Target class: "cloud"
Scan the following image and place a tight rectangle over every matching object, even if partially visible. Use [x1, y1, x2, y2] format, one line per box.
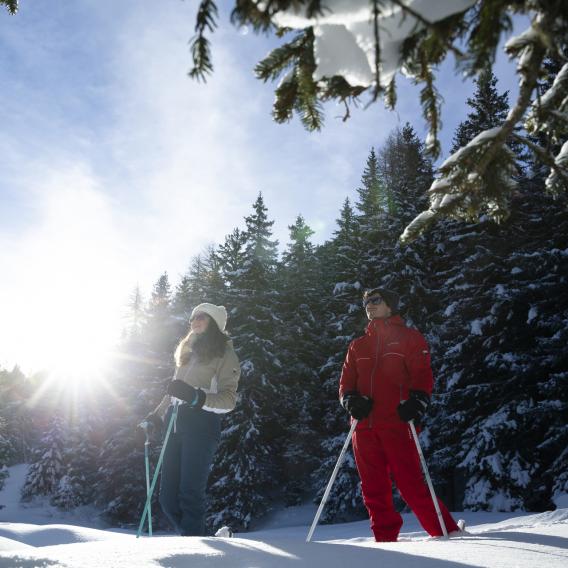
[0, 0, 524, 370]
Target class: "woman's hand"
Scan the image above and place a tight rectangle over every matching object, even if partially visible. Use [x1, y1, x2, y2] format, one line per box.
[167, 380, 206, 408]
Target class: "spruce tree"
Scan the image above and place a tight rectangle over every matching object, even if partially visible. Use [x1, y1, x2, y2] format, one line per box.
[0, 416, 14, 491]
[144, 272, 176, 356]
[207, 193, 284, 531]
[125, 285, 145, 341]
[241, 192, 279, 288]
[374, 124, 435, 327]
[278, 215, 323, 505]
[451, 70, 510, 153]
[95, 423, 153, 525]
[51, 417, 100, 509]
[311, 200, 367, 523]
[425, 195, 568, 511]
[355, 148, 388, 229]
[216, 228, 248, 289]
[172, 274, 193, 318]
[21, 416, 66, 500]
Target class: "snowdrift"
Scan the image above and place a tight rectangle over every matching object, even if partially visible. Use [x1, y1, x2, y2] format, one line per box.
[0, 509, 566, 568]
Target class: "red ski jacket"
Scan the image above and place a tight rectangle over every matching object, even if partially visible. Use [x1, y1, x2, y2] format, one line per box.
[339, 315, 433, 430]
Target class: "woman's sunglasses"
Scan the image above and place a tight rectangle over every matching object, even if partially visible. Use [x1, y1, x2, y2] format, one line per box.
[362, 296, 384, 307]
[190, 313, 208, 322]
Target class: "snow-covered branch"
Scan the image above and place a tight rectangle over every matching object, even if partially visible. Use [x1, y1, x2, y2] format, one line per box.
[401, 11, 555, 244]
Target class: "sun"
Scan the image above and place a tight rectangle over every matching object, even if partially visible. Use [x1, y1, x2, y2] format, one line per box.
[21, 288, 124, 407]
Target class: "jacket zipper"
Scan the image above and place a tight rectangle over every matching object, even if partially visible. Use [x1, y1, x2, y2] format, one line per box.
[369, 319, 382, 428]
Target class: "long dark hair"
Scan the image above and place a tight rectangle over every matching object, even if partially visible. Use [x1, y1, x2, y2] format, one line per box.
[175, 317, 229, 366]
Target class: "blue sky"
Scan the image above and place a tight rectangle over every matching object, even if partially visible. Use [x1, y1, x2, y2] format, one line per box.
[0, 1, 521, 370]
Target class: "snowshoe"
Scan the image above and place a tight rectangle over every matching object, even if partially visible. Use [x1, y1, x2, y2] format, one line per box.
[214, 526, 234, 538]
[449, 519, 468, 537]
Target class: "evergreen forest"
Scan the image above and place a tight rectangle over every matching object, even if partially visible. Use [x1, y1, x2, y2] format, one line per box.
[1, 72, 566, 533]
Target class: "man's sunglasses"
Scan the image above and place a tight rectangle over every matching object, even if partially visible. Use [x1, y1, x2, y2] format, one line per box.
[363, 296, 384, 307]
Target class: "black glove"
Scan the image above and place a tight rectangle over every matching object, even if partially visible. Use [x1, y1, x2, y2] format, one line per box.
[397, 390, 430, 422]
[341, 391, 373, 420]
[167, 380, 206, 409]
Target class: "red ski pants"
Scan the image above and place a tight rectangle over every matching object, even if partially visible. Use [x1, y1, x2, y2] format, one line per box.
[352, 426, 458, 541]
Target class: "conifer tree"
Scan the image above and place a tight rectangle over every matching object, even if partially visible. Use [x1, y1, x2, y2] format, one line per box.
[172, 274, 193, 318]
[241, 192, 279, 288]
[95, 423, 152, 524]
[216, 228, 248, 289]
[372, 124, 435, 327]
[125, 285, 145, 341]
[0, 416, 14, 491]
[278, 215, 323, 504]
[207, 194, 284, 531]
[450, 70, 511, 154]
[424, 195, 568, 511]
[51, 417, 100, 509]
[379, 124, 433, 227]
[21, 416, 66, 500]
[355, 148, 388, 229]
[311, 200, 367, 523]
[331, 198, 361, 286]
[144, 272, 176, 355]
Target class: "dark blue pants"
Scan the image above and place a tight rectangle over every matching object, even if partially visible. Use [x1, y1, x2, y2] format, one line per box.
[159, 405, 221, 536]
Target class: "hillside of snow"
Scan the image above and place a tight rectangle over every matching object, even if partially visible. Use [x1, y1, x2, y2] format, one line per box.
[1, 465, 567, 567]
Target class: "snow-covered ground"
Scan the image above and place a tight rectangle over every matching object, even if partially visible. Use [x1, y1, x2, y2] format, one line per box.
[1, 465, 567, 568]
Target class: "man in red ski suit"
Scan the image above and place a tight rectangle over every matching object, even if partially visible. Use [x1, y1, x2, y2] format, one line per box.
[339, 287, 460, 542]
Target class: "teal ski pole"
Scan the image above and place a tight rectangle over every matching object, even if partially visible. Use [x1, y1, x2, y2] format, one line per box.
[143, 425, 152, 537]
[136, 404, 179, 538]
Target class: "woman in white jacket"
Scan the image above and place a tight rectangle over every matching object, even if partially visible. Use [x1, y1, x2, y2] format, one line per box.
[147, 303, 240, 536]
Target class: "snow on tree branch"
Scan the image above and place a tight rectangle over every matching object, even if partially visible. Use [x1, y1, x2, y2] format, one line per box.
[401, 9, 566, 243]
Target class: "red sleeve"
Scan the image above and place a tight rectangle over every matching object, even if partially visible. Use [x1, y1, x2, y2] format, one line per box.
[405, 331, 434, 395]
[339, 341, 358, 400]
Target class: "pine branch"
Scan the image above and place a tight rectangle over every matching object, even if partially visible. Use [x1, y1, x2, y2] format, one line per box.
[545, 140, 568, 195]
[0, 0, 17, 15]
[390, 0, 465, 61]
[295, 59, 324, 130]
[385, 77, 397, 110]
[512, 133, 568, 192]
[370, 0, 383, 102]
[401, 10, 553, 244]
[188, 0, 219, 81]
[466, 0, 513, 76]
[255, 32, 307, 82]
[417, 58, 442, 159]
[525, 62, 568, 140]
[273, 74, 298, 123]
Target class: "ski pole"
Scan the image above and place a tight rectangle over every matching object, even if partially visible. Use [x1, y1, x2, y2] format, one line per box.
[306, 419, 358, 543]
[143, 424, 153, 537]
[409, 420, 448, 538]
[136, 404, 179, 538]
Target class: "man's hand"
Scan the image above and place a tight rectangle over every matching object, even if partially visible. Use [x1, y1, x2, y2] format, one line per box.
[167, 380, 206, 408]
[397, 390, 430, 422]
[341, 391, 373, 420]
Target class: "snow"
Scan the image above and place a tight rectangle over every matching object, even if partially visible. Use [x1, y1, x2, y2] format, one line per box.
[1, 466, 567, 567]
[470, 319, 484, 335]
[271, 0, 476, 88]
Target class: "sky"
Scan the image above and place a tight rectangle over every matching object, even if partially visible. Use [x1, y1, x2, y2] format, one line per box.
[0, 1, 523, 371]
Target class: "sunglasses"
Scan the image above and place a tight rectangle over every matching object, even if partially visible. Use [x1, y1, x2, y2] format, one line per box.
[190, 313, 208, 322]
[363, 296, 384, 307]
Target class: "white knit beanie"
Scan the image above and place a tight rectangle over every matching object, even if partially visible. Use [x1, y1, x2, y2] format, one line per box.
[191, 303, 227, 332]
